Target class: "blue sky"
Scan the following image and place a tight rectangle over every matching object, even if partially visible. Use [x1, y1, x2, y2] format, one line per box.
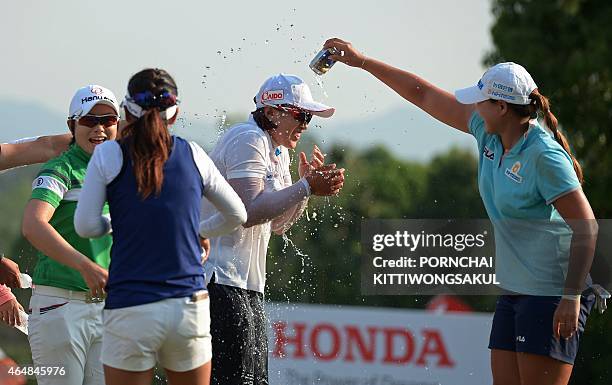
[1, 0, 492, 159]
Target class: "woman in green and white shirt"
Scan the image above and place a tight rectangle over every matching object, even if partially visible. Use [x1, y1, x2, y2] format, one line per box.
[21, 85, 120, 385]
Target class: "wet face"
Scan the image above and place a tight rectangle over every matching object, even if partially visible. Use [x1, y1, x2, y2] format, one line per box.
[265, 106, 311, 149]
[71, 104, 119, 154]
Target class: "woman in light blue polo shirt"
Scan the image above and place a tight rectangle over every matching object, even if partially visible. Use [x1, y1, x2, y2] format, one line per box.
[323, 38, 598, 385]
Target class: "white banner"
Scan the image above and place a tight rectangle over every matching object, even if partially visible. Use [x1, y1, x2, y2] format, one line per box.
[267, 303, 493, 385]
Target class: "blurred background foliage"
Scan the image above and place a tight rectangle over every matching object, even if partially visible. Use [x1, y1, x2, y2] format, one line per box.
[1, 0, 611, 383]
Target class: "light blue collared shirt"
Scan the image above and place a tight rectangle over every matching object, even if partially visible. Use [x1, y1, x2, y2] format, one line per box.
[469, 111, 581, 295]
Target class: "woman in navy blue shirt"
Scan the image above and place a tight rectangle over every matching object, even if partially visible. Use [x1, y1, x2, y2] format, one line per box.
[75, 68, 247, 385]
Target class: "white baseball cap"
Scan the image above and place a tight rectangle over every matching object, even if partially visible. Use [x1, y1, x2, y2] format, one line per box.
[255, 74, 335, 118]
[68, 85, 120, 120]
[455, 62, 537, 105]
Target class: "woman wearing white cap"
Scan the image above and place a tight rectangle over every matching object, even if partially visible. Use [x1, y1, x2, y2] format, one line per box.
[21, 85, 121, 385]
[323, 39, 597, 385]
[202, 73, 345, 384]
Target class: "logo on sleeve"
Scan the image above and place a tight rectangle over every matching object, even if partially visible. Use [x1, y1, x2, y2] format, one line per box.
[505, 161, 523, 183]
[32, 175, 68, 197]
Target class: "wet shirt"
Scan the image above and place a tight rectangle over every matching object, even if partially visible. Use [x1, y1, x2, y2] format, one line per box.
[469, 112, 581, 295]
[30, 144, 111, 292]
[202, 115, 290, 293]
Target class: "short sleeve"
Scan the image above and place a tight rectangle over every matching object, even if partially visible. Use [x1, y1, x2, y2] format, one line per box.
[536, 148, 581, 205]
[224, 131, 268, 180]
[468, 111, 490, 152]
[31, 166, 70, 208]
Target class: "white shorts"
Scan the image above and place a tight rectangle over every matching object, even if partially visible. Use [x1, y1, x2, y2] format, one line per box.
[101, 293, 212, 372]
[28, 288, 105, 385]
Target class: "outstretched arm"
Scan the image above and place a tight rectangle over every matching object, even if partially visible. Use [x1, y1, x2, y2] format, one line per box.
[324, 38, 475, 133]
[0, 134, 71, 172]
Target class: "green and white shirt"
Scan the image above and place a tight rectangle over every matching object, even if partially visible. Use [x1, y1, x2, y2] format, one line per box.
[30, 144, 111, 292]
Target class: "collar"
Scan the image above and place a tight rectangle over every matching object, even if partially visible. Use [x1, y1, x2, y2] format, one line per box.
[70, 143, 92, 162]
[248, 114, 282, 158]
[504, 120, 537, 157]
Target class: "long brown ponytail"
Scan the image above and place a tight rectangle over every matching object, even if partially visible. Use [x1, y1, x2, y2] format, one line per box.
[120, 68, 177, 199]
[508, 89, 583, 184]
[530, 90, 583, 184]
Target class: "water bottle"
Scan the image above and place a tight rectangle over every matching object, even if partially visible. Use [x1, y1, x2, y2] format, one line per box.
[309, 47, 340, 75]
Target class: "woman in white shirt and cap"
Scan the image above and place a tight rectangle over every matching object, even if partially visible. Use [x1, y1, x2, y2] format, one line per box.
[203, 74, 345, 385]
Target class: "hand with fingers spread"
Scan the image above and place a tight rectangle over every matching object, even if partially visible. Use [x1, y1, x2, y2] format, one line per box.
[77, 259, 108, 299]
[305, 164, 346, 196]
[299, 144, 326, 178]
[0, 256, 22, 288]
[553, 298, 580, 340]
[324, 37, 368, 68]
[0, 297, 24, 327]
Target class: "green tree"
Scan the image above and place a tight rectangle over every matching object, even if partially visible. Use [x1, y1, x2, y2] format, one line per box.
[486, 0, 612, 217]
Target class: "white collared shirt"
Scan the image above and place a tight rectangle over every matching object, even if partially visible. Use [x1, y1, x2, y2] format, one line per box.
[202, 115, 291, 293]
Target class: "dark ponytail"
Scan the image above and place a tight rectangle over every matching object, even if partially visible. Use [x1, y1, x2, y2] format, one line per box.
[531, 90, 583, 184]
[120, 68, 177, 199]
[508, 89, 583, 184]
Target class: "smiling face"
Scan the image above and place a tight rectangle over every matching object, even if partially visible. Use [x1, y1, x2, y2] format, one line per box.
[264, 105, 310, 149]
[71, 104, 119, 154]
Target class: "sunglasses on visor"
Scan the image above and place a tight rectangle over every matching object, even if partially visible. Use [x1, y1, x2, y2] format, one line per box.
[77, 114, 120, 128]
[275, 105, 313, 124]
[128, 90, 178, 109]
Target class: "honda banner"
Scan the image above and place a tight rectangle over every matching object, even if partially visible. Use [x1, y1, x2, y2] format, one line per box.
[267, 303, 493, 385]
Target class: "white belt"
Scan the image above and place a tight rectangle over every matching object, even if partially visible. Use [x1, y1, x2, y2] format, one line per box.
[32, 285, 104, 303]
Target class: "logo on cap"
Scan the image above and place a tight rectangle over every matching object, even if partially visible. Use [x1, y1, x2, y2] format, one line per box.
[477, 80, 484, 90]
[91, 87, 104, 95]
[261, 90, 284, 103]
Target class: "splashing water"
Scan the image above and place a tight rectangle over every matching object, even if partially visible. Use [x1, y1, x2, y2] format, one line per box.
[281, 233, 308, 274]
[213, 110, 228, 140]
[312, 74, 329, 98]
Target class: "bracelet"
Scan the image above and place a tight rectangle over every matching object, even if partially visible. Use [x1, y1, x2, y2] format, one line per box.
[360, 57, 367, 69]
[562, 294, 581, 301]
